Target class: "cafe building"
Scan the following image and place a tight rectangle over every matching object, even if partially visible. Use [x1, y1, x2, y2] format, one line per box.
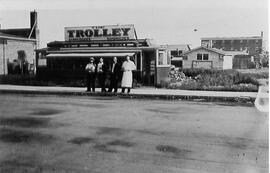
[36, 24, 171, 86]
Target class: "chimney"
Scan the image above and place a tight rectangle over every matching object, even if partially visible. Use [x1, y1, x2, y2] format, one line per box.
[30, 10, 37, 39]
[261, 31, 263, 37]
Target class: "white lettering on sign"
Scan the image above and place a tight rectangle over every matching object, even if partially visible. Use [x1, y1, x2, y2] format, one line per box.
[64, 24, 136, 41]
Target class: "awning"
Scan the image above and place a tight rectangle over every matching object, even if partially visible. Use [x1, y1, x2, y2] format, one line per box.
[46, 52, 135, 58]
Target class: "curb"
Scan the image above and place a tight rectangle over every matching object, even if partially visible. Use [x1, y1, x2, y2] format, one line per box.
[0, 89, 255, 105]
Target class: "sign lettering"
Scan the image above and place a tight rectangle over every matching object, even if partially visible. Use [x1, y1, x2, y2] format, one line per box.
[65, 24, 135, 41]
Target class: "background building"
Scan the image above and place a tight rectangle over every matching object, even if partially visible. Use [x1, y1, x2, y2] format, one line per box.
[201, 32, 264, 56]
[0, 11, 38, 75]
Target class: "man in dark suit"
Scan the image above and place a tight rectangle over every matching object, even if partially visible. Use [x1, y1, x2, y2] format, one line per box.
[108, 57, 122, 93]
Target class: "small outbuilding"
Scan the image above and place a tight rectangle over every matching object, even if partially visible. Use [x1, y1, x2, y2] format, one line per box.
[0, 11, 38, 75]
[182, 46, 226, 69]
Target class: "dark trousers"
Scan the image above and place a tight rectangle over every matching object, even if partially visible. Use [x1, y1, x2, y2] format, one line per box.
[108, 73, 119, 92]
[121, 88, 131, 93]
[86, 73, 96, 92]
[98, 73, 106, 92]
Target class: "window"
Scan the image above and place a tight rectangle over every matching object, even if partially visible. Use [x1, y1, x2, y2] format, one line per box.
[197, 53, 202, 60]
[171, 50, 182, 57]
[219, 55, 223, 62]
[158, 51, 167, 65]
[171, 50, 178, 57]
[203, 54, 209, 60]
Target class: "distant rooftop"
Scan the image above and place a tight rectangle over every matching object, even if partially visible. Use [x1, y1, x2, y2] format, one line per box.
[201, 36, 263, 41]
[182, 46, 226, 56]
[160, 44, 191, 51]
[0, 31, 36, 42]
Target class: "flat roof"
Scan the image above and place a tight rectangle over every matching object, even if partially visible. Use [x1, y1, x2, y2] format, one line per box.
[46, 52, 135, 58]
[201, 36, 262, 40]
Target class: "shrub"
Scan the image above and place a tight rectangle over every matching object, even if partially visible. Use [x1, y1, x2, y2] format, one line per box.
[167, 68, 261, 92]
[167, 78, 199, 90]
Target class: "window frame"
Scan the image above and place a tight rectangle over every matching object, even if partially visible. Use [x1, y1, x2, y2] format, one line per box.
[203, 54, 209, 60]
[157, 50, 170, 67]
[197, 53, 202, 60]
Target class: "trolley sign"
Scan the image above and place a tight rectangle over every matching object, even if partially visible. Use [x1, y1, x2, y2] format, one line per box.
[65, 24, 136, 41]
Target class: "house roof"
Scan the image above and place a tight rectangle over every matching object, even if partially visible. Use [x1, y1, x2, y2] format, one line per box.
[0, 32, 36, 42]
[182, 46, 226, 56]
[222, 50, 249, 56]
[160, 44, 191, 51]
[0, 28, 34, 39]
[201, 36, 262, 41]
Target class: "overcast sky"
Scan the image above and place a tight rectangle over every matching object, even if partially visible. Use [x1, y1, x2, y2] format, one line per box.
[0, 0, 268, 48]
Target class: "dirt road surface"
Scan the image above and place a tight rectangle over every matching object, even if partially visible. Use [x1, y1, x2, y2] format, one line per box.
[0, 94, 268, 173]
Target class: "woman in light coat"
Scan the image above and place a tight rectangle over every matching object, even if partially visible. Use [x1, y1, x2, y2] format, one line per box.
[121, 56, 136, 93]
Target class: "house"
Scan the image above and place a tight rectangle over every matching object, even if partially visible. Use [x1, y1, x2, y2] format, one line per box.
[0, 11, 38, 75]
[182, 46, 227, 69]
[182, 46, 250, 69]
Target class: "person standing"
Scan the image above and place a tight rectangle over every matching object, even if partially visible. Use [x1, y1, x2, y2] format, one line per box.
[108, 57, 121, 93]
[121, 56, 136, 94]
[85, 57, 96, 92]
[97, 58, 107, 92]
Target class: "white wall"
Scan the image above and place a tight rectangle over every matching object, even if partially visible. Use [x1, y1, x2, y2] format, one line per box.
[223, 55, 233, 69]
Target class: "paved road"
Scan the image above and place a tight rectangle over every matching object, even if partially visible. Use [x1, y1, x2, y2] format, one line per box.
[0, 94, 268, 173]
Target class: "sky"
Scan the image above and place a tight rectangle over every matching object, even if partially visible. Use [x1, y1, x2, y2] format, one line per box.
[0, 0, 269, 48]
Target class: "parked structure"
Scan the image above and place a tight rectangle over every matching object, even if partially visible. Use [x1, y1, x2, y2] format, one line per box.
[36, 24, 171, 86]
[0, 11, 38, 75]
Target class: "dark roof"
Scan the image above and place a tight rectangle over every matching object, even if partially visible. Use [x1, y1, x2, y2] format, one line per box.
[201, 36, 262, 40]
[182, 46, 226, 56]
[160, 44, 191, 51]
[0, 28, 35, 39]
[47, 39, 150, 48]
[0, 32, 36, 42]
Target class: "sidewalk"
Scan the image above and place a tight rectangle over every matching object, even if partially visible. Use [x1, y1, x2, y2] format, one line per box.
[0, 84, 258, 103]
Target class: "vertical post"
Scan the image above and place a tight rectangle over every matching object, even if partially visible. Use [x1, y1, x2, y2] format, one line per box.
[140, 51, 142, 71]
[2, 39, 6, 75]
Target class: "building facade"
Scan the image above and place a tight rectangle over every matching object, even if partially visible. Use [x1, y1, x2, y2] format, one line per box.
[182, 46, 226, 69]
[182, 46, 251, 70]
[0, 11, 38, 75]
[201, 33, 263, 56]
[36, 24, 171, 86]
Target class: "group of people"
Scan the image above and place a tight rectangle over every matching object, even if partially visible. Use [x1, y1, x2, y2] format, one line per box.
[85, 56, 136, 93]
